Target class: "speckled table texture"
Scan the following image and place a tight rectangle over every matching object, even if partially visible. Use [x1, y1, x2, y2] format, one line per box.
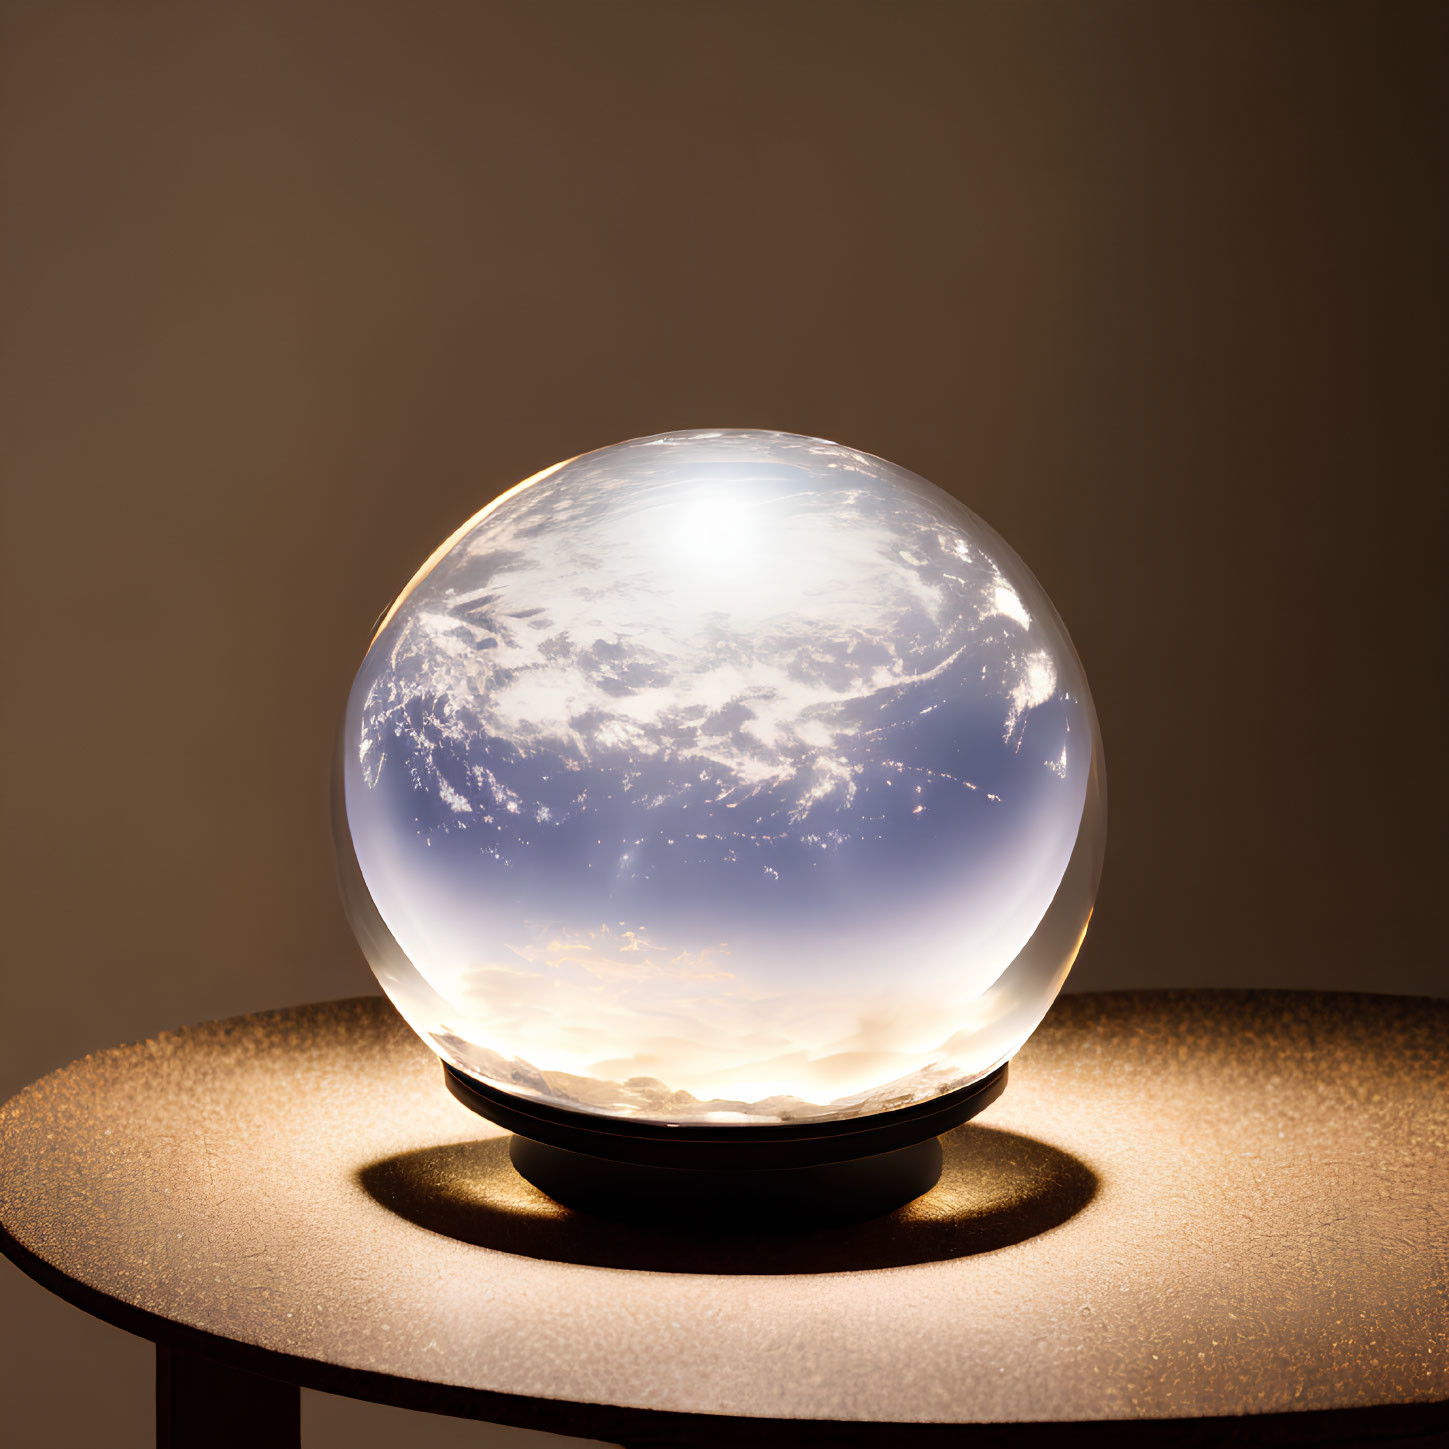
[1, 991, 1444, 1445]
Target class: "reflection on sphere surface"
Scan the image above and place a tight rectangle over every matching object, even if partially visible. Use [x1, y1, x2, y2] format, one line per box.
[337, 430, 1105, 1124]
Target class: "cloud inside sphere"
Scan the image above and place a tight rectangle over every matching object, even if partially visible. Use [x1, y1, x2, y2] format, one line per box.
[337, 429, 1105, 1124]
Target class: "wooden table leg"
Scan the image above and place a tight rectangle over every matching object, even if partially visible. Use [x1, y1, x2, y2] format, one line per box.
[156, 1344, 300, 1448]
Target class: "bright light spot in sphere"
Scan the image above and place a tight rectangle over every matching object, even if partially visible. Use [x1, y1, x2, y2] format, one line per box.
[667, 492, 765, 577]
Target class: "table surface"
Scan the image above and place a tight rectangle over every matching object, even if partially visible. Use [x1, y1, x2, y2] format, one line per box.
[1, 990, 1445, 1445]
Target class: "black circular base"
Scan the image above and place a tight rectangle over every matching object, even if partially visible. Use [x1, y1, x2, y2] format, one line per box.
[509, 1134, 945, 1226]
[442, 1061, 1008, 1225]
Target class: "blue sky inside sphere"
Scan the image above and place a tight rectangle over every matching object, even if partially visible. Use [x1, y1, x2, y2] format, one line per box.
[343, 430, 1099, 1118]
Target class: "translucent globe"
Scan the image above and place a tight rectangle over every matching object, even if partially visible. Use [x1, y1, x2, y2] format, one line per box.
[335, 430, 1105, 1126]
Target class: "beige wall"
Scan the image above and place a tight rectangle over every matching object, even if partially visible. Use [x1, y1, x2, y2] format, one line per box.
[2, 2, 1444, 1444]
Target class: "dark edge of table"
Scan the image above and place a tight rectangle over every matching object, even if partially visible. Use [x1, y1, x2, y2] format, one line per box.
[4, 1218, 1445, 1447]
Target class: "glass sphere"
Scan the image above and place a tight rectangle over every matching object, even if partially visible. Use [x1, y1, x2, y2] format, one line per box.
[335, 430, 1105, 1126]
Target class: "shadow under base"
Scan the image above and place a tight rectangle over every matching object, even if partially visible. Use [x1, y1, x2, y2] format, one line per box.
[442, 1061, 1008, 1225]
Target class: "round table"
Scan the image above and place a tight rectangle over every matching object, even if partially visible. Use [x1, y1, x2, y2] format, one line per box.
[1, 990, 1444, 1447]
